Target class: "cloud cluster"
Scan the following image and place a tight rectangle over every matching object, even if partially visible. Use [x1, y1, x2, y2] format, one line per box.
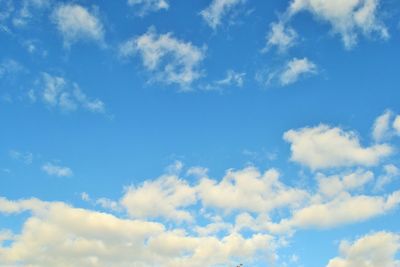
[0, 198, 275, 267]
[120, 28, 205, 89]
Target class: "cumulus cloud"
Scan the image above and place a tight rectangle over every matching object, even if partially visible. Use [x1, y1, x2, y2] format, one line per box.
[281, 191, 400, 229]
[317, 169, 374, 198]
[327, 231, 400, 267]
[127, 0, 169, 15]
[42, 162, 73, 177]
[120, 27, 205, 89]
[38, 73, 105, 113]
[284, 124, 393, 170]
[197, 167, 308, 213]
[287, 0, 389, 49]
[264, 22, 298, 53]
[0, 197, 276, 267]
[121, 174, 197, 222]
[200, 0, 245, 29]
[372, 110, 393, 142]
[51, 4, 104, 47]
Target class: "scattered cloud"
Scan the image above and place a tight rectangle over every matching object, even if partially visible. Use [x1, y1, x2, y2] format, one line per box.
[279, 57, 317, 85]
[327, 232, 400, 267]
[51, 3, 104, 47]
[204, 70, 245, 91]
[127, 0, 169, 15]
[264, 22, 298, 53]
[0, 59, 25, 78]
[42, 162, 73, 177]
[284, 124, 393, 170]
[200, 0, 245, 29]
[260, 58, 317, 87]
[120, 27, 206, 90]
[9, 150, 33, 165]
[37, 73, 105, 113]
[287, 0, 389, 49]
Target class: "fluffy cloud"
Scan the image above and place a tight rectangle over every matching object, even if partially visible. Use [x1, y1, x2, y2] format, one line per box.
[281, 191, 400, 229]
[200, 0, 245, 29]
[121, 174, 196, 222]
[42, 162, 73, 177]
[287, 0, 389, 49]
[51, 4, 104, 47]
[327, 232, 400, 267]
[120, 28, 205, 89]
[264, 22, 298, 53]
[372, 110, 393, 142]
[38, 73, 105, 113]
[127, 0, 169, 15]
[0, 198, 276, 267]
[284, 124, 393, 170]
[197, 167, 308, 213]
[317, 169, 374, 198]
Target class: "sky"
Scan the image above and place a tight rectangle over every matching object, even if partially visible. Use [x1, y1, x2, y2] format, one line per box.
[1, 0, 400, 266]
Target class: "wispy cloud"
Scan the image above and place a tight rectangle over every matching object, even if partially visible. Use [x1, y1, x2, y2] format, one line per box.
[35, 73, 105, 114]
[120, 27, 206, 90]
[200, 0, 246, 29]
[127, 0, 169, 15]
[42, 162, 73, 177]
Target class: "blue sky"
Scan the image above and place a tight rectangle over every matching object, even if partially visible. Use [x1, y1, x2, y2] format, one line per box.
[1, 0, 400, 266]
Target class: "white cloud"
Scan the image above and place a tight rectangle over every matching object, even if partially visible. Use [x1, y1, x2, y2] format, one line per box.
[42, 162, 73, 177]
[197, 167, 308, 213]
[372, 110, 393, 142]
[287, 0, 389, 49]
[317, 169, 374, 198]
[327, 232, 400, 267]
[0, 197, 276, 267]
[375, 164, 400, 191]
[200, 0, 245, 29]
[393, 115, 400, 135]
[281, 191, 400, 229]
[264, 22, 298, 53]
[127, 0, 169, 15]
[121, 174, 197, 222]
[40, 73, 105, 113]
[204, 70, 246, 91]
[284, 124, 393, 170]
[279, 57, 317, 86]
[51, 4, 104, 47]
[120, 28, 205, 89]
